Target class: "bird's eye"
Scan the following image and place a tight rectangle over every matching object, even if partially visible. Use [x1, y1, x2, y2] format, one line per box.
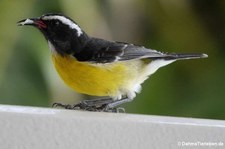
[55, 21, 60, 26]
[51, 20, 60, 26]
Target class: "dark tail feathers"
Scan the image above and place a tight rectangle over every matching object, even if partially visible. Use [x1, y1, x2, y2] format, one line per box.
[163, 53, 208, 60]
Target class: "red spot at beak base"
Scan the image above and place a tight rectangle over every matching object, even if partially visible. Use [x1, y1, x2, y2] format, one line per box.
[35, 20, 47, 29]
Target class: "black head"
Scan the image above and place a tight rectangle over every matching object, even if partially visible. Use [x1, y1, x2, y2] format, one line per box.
[18, 13, 88, 55]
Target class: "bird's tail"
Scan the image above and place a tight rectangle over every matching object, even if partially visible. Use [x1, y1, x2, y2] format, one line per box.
[147, 53, 208, 75]
[163, 53, 208, 60]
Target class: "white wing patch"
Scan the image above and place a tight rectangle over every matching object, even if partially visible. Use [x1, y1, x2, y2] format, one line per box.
[42, 15, 83, 36]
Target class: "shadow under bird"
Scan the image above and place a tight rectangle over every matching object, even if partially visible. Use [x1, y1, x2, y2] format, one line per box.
[18, 13, 208, 112]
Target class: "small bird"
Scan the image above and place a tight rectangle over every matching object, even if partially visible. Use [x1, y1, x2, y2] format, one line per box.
[18, 13, 207, 112]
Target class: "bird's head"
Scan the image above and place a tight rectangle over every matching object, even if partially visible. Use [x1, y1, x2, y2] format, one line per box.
[18, 13, 88, 55]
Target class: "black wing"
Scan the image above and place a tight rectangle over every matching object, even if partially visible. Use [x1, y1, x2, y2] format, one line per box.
[73, 38, 207, 63]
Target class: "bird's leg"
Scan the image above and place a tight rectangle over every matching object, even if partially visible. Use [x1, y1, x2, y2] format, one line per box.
[77, 98, 130, 112]
[52, 98, 114, 111]
[52, 97, 130, 113]
[78, 98, 113, 107]
[102, 97, 133, 112]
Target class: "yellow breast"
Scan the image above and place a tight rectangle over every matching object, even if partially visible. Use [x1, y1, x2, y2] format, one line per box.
[51, 53, 145, 98]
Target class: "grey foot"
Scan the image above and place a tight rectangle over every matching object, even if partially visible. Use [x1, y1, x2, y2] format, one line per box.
[52, 97, 131, 113]
[52, 102, 125, 113]
[52, 98, 115, 112]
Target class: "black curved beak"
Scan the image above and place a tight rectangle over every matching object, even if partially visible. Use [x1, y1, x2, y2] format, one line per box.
[17, 18, 47, 28]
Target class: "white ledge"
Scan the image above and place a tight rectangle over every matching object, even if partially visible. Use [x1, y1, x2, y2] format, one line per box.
[0, 104, 224, 149]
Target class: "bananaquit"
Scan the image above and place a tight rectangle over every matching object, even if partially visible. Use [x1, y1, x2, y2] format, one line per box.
[18, 13, 208, 112]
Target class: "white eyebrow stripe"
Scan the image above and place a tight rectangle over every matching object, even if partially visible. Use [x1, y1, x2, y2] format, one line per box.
[42, 16, 83, 36]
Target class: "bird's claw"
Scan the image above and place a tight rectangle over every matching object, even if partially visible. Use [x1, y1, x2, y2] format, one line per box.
[52, 102, 125, 113]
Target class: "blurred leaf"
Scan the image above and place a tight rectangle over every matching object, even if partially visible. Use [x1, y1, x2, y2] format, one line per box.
[0, 0, 34, 84]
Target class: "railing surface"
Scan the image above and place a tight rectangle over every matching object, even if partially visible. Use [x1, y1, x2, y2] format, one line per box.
[0, 105, 224, 149]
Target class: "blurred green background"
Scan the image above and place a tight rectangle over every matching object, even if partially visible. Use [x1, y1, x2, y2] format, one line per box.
[0, 0, 224, 119]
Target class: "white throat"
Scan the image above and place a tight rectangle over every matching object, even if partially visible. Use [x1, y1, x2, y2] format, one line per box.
[48, 41, 57, 53]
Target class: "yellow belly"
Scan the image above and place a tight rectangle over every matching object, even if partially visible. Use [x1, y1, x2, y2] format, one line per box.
[51, 53, 146, 98]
